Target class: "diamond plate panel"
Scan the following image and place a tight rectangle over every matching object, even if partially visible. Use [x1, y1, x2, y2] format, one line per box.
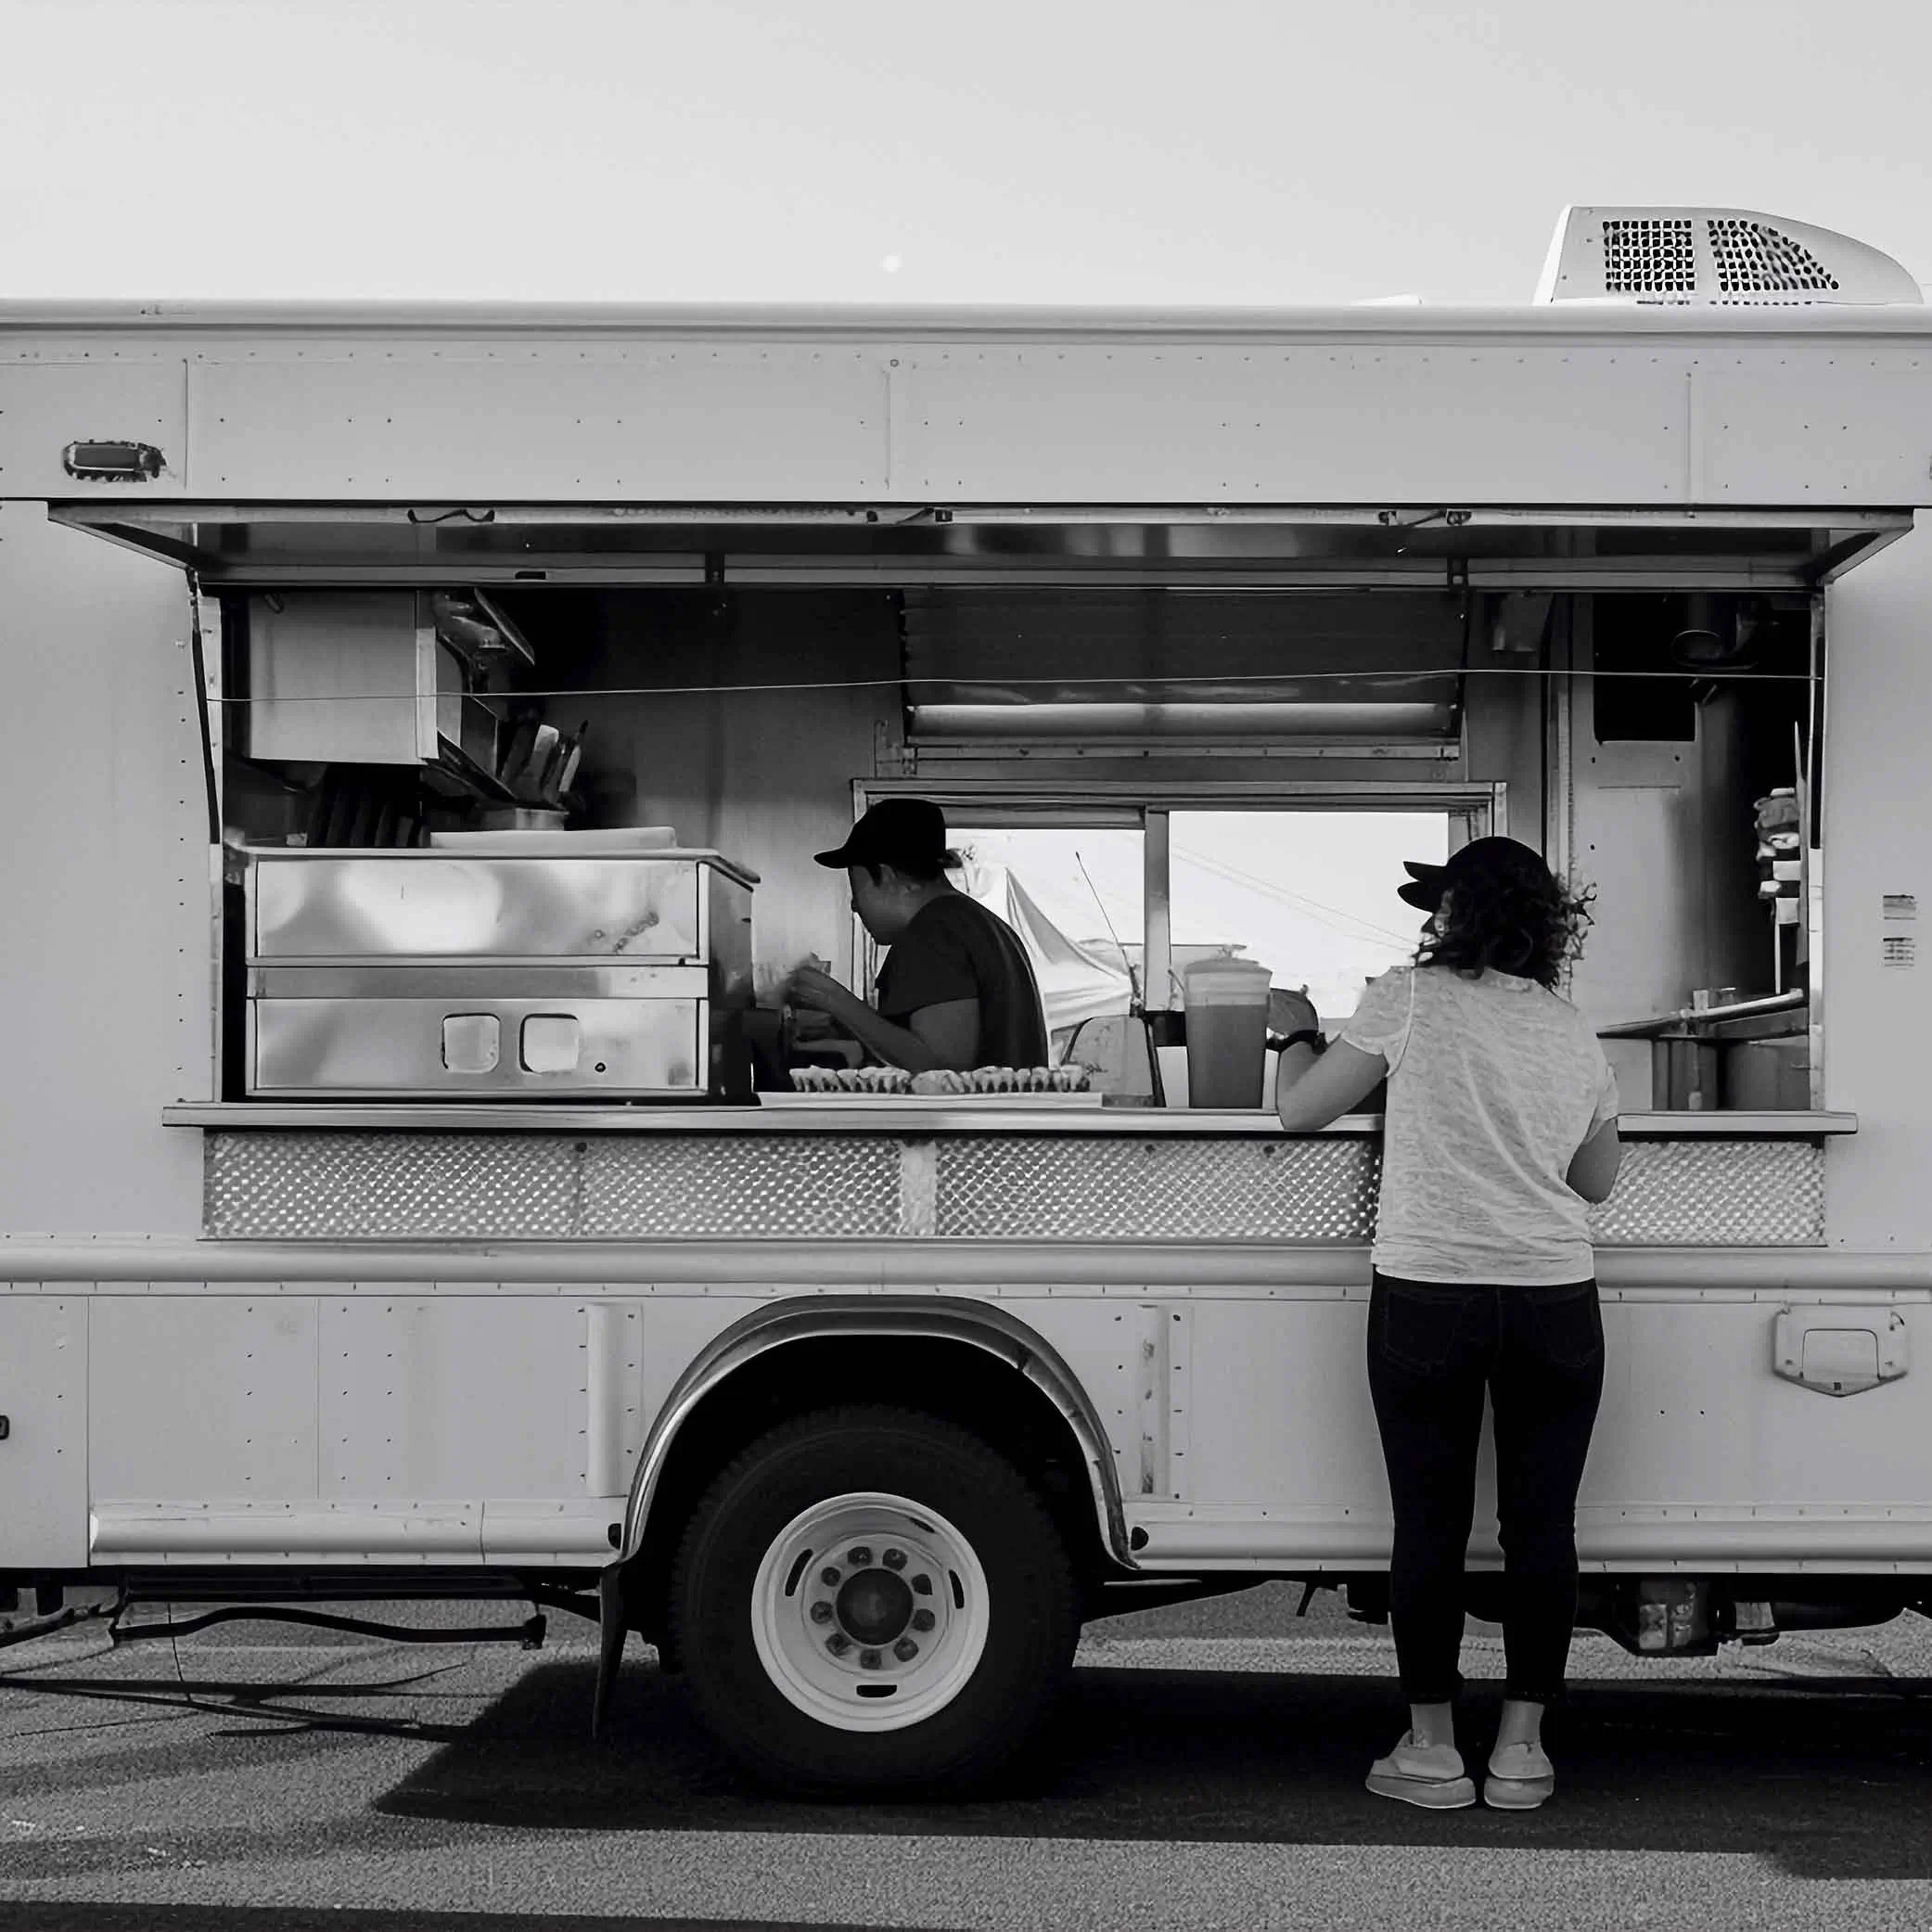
[205, 1128, 1824, 1247]
[1588, 1139, 1823, 1246]
[936, 1135, 1823, 1247]
[206, 1132, 578, 1240]
[936, 1136, 1381, 1243]
[582, 1135, 902, 1238]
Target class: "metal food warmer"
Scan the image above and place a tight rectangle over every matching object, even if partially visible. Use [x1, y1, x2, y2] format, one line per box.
[241, 849, 756, 1099]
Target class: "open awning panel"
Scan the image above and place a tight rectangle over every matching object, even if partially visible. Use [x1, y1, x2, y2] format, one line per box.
[49, 502, 1911, 591]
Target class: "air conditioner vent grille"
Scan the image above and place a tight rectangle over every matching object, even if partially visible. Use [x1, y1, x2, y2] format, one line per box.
[1708, 217, 1840, 293]
[1536, 206, 1919, 305]
[1603, 217, 1696, 294]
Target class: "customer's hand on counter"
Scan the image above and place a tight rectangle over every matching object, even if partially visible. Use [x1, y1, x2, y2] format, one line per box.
[1268, 986, 1321, 1039]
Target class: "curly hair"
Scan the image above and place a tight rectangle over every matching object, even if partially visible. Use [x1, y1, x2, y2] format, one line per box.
[1414, 867, 1595, 990]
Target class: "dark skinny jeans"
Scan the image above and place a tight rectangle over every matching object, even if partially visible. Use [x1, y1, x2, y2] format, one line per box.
[1365, 1269, 1606, 1707]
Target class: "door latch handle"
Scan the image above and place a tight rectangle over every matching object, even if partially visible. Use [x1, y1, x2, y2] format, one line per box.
[1773, 1306, 1909, 1397]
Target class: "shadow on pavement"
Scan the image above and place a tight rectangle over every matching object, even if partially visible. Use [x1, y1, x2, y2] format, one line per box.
[375, 1658, 1932, 1879]
[0, 1909, 892, 1932]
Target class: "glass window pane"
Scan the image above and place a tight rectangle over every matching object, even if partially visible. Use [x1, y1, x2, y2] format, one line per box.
[1166, 811, 1449, 1023]
[946, 826, 1145, 1044]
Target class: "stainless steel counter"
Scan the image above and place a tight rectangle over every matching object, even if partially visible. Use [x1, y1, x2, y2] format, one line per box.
[163, 1103, 1858, 1139]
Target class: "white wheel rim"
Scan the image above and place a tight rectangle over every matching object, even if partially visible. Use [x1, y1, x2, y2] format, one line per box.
[749, 1491, 991, 1734]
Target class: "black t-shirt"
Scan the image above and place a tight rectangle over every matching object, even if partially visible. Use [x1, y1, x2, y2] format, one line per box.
[875, 893, 1048, 1068]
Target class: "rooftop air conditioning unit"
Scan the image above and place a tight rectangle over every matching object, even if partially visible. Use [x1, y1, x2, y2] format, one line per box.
[1534, 207, 1923, 306]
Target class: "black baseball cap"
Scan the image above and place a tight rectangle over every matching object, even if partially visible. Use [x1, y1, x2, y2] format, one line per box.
[1398, 835, 1555, 912]
[814, 798, 949, 872]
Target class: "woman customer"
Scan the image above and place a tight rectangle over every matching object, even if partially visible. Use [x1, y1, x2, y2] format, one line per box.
[1270, 835, 1620, 1812]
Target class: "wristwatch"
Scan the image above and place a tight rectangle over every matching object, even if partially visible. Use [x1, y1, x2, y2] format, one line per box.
[1269, 1029, 1327, 1055]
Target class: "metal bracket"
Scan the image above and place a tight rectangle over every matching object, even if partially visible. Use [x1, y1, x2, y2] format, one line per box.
[592, 1563, 629, 1741]
[875, 716, 915, 778]
[0, 1592, 120, 1652]
[897, 1138, 940, 1236]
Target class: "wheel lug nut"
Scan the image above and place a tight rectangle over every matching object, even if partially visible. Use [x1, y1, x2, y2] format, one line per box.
[809, 1602, 834, 1624]
[912, 1574, 933, 1595]
[883, 1547, 907, 1570]
[894, 1638, 919, 1662]
[847, 1547, 873, 1567]
[858, 1648, 883, 1670]
[819, 1567, 841, 1588]
[825, 1633, 851, 1657]
[911, 1608, 936, 1632]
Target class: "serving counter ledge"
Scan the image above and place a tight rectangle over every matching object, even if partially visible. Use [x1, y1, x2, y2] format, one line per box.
[162, 1103, 1857, 1139]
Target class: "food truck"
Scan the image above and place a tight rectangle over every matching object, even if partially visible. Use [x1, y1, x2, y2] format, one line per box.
[2, 204, 1929, 1792]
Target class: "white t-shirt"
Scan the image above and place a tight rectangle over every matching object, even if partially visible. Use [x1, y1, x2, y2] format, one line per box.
[1340, 963, 1619, 1286]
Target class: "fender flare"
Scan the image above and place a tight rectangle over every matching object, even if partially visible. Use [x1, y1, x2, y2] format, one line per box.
[613, 1295, 1137, 1572]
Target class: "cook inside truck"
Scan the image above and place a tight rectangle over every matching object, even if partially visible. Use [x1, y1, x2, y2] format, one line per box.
[786, 798, 1050, 1074]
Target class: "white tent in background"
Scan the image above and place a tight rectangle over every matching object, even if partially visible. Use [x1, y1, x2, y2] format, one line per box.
[951, 857, 1134, 1041]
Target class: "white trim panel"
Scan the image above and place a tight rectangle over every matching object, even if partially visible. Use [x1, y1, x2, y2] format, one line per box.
[89, 1498, 620, 1562]
[92, 1500, 482, 1559]
[5, 337, 1927, 508]
[185, 352, 892, 500]
[1128, 1504, 1932, 1570]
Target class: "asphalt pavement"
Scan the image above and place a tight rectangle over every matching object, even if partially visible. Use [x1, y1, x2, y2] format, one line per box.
[1, 1585, 1927, 1932]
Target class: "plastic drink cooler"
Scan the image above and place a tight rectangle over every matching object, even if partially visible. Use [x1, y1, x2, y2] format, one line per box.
[1182, 957, 1273, 1108]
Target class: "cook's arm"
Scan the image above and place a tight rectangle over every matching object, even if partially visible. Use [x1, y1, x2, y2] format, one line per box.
[789, 965, 983, 1073]
[812, 991, 980, 1074]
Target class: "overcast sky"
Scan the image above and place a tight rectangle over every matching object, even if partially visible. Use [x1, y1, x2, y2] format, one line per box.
[4, 0, 1928, 304]
[960, 815, 1443, 1020]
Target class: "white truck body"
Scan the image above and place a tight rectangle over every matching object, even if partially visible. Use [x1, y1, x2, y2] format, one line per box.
[3, 264, 1929, 1776]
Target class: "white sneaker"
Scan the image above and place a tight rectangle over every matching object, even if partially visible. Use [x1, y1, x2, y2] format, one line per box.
[1364, 1732, 1477, 1810]
[1484, 1740, 1555, 1810]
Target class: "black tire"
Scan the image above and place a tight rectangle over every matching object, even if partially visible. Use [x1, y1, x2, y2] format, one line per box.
[666, 1404, 1078, 1797]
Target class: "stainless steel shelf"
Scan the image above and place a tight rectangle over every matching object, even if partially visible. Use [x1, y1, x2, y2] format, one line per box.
[162, 1103, 1857, 1139]
[1619, 1110, 1857, 1136]
[167, 1101, 1374, 1136]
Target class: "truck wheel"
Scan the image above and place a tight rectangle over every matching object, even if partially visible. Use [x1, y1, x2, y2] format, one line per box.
[667, 1404, 1077, 1795]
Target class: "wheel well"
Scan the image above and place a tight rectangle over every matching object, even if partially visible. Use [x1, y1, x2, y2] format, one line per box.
[627, 1335, 1117, 1648]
